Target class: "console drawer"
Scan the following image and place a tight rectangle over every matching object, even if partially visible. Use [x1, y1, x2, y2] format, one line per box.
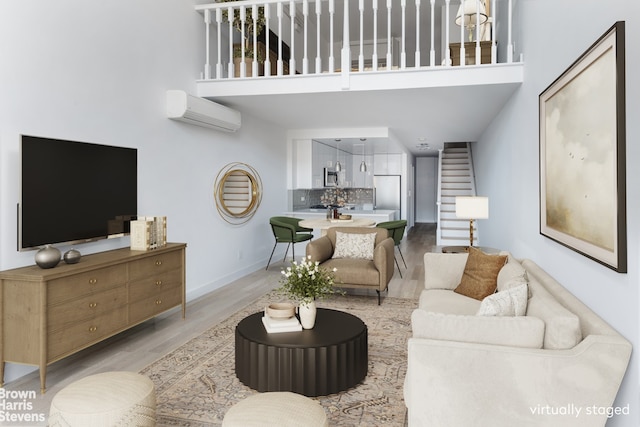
[128, 285, 183, 324]
[48, 286, 127, 331]
[48, 265, 127, 305]
[128, 251, 182, 281]
[48, 306, 128, 361]
[128, 268, 182, 303]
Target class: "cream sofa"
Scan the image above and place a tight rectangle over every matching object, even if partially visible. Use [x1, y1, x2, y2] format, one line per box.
[404, 251, 632, 427]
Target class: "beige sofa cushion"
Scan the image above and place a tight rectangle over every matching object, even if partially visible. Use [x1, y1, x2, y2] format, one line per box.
[423, 253, 468, 290]
[526, 276, 582, 350]
[497, 257, 528, 291]
[411, 309, 545, 349]
[419, 289, 480, 315]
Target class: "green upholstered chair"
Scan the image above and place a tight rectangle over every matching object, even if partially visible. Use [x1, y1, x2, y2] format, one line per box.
[376, 220, 407, 277]
[266, 216, 313, 270]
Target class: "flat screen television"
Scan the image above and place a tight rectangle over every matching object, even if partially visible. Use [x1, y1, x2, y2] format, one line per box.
[19, 135, 138, 251]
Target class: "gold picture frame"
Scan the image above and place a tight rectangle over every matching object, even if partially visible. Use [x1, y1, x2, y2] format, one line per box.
[214, 162, 262, 224]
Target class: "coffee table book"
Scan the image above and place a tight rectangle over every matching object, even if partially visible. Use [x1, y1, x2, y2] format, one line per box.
[262, 314, 302, 333]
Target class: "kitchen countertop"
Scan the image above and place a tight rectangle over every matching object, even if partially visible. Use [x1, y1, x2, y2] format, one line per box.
[291, 209, 396, 215]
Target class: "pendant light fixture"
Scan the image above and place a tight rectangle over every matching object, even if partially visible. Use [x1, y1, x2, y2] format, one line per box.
[359, 139, 367, 172]
[335, 139, 342, 172]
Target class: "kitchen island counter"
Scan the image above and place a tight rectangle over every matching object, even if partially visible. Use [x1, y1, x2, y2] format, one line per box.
[283, 210, 397, 239]
[288, 209, 397, 217]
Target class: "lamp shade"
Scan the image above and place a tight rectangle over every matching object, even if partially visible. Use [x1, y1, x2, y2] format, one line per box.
[455, 0, 488, 27]
[455, 196, 489, 219]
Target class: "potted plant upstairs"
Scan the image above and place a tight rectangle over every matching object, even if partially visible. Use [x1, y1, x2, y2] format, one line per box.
[219, 0, 266, 77]
[277, 256, 341, 329]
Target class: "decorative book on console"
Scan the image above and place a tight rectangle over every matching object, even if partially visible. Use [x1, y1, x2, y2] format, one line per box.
[130, 216, 167, 251]
[262, 313, 302, 333]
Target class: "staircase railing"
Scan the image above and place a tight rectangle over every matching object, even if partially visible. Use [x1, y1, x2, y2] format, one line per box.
[466, 142, 477, 196]
[195, 0, 517, 80]
[436, 148, 443, 244]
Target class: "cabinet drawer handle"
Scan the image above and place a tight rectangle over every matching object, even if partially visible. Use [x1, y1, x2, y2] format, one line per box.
[155, 280, 162, 286]
[155, 260, 163, 266]
[89, 302, 98, 309]
[88, 278, 98, 285]
[155, 299, 162, 305]
[88, 326, 98, 333]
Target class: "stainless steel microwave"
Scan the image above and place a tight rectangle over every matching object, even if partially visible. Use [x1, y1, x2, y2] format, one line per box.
[323, 168, 338, 187]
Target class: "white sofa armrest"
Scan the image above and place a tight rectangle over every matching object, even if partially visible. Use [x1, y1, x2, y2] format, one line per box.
[405, 334, 632, 427]
[423, 252, 468, 290]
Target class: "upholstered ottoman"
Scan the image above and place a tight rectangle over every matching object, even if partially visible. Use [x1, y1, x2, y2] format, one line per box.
[49, 371, 156, 427]
[222, 392, 328, 427]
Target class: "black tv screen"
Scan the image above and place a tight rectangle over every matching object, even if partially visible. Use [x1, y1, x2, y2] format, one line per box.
[20, 135, 138, 250]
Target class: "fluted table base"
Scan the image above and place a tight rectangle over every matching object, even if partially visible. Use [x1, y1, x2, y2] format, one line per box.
[235, 308, 368, 397]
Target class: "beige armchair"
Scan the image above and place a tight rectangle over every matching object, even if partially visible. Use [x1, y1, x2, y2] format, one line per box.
[305, 227, 395, 304]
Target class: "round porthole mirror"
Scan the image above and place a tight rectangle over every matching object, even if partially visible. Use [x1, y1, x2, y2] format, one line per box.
[214, 162, 262, 224]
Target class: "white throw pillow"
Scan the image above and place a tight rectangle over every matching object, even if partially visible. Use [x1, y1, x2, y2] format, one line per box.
[477, 283, 529, 316]
[332, 232, 376, 260]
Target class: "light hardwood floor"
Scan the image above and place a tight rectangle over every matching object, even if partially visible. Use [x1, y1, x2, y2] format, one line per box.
[6, 223, 437, 421]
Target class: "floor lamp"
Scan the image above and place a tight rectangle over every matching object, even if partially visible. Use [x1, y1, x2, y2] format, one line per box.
[455, 196, 489, 247]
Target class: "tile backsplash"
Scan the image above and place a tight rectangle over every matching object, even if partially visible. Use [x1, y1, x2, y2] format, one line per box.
[290, 188, 374, 210]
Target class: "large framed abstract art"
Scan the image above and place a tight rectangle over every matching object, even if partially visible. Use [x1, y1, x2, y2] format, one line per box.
[539, 21, 626, 273]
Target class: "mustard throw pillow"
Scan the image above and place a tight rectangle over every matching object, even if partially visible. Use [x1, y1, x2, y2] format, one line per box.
[454, 247, 508, 300]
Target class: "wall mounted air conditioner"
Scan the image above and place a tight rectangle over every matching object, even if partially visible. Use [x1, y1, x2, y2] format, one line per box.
[166, 90, 241, 132]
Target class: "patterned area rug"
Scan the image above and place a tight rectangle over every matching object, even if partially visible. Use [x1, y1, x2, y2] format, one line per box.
[140, 293, 417, 426]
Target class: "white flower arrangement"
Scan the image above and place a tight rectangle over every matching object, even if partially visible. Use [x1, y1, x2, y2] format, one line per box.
[277, 256, 341, 303]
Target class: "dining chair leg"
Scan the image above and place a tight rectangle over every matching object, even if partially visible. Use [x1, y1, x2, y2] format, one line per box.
[397, 246, 407, 268]
[394, 255, 403, 278]
[266, 241, 278, 270]
[282, 243, 291, 262]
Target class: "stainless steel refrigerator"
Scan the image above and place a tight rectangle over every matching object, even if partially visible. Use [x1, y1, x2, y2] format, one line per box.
[374, 175, 401, 218]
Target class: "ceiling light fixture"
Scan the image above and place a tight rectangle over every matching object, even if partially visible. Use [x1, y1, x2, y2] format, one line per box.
[335, 140, 342, 172]
[360, 144, 367, 172]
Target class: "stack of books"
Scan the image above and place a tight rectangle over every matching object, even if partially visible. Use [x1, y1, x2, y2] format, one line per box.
[130, 216, 167, 250]
[262, 313, 302, 333]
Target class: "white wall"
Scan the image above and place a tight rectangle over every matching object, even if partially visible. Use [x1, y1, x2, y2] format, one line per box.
[474, 2, 639, 426]
[415, 157, 437, 222]
[0, 0, 288, 384]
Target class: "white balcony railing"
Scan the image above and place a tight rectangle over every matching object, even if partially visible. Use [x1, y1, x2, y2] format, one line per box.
[196, 0, 516, 81]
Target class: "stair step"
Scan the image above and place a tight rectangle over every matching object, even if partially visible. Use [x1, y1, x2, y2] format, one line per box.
[442, 181, 473, 188]
[440, 237, 478, 245]
[441, 162, 470, 167]
[441, 177, 472, 184]
[441, 189, 473, 196]
[440, 221, 476, 229]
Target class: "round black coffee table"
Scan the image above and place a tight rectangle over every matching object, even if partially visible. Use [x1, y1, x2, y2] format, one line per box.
[235, 308, 368, 397]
